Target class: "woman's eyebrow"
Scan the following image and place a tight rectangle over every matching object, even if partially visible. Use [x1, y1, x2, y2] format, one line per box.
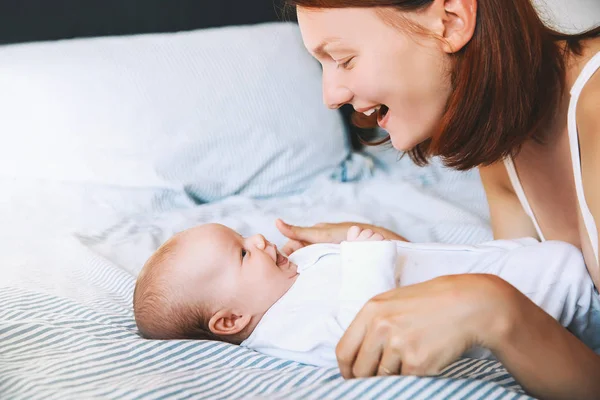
[311, 37, 342, 57]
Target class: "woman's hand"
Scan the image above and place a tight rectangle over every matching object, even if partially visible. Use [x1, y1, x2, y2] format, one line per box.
[276, 219, 406, 256]
[336, 274, 514, 379]
[276, 220, 368, 255]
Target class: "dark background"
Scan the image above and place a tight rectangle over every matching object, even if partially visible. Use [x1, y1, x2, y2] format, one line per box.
[0, 0, 296, 44]
[0, 0, 372, 148]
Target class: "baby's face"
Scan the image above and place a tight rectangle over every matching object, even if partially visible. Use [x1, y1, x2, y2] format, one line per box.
[171, 224, 298, 320]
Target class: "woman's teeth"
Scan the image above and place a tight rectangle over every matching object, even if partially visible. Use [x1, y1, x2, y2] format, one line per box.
[362, 105, 381, 116]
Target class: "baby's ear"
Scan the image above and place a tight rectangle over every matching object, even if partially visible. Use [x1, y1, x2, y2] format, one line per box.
[208, 309, 251, 337]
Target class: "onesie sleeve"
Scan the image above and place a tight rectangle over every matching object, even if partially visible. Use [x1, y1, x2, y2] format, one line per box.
[337, 241, 398, 328]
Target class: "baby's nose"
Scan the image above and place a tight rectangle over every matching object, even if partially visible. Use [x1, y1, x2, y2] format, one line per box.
[250, 234, 268, 250]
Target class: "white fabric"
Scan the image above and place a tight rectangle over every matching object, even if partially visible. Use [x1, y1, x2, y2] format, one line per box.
[67, 161, 492, 277]
[241, 244, 345, 367]
[242, 239, 600, 367]
[241, 242, 399, 366]
[0, 22, 361, 202]
[338, 241, 398, 328]
[532, 0, 600, 33]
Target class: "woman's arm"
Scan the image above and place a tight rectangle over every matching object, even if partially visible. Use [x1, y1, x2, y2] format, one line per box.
[488, 71, 600, 398]
[578, 70, 600, 282]
[497, 297, 600, 398]
[488, 279, 600, 400]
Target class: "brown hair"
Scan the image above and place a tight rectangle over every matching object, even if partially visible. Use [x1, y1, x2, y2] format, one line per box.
[285, 0, 600, 170]
[133, 237, 246, 345]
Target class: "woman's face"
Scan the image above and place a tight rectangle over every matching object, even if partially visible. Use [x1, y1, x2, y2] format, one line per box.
[297, 6, 453, 151]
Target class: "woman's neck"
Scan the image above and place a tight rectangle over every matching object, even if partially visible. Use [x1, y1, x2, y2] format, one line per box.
[534, 37, 600, 146]
[563, 36, 600, 91]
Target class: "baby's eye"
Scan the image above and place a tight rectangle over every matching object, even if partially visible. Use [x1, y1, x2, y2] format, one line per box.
[241, 249, 247, 259]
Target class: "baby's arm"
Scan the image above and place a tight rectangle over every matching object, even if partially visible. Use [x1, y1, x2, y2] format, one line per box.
[337, 235, 398, 328]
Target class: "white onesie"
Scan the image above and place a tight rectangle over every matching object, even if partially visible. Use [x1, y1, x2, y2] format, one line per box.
[241, 239, 600, 367]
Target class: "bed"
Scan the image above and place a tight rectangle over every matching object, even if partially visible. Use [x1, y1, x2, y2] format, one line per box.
[3, 162, 528, 400]
[3, 1, 597, 399]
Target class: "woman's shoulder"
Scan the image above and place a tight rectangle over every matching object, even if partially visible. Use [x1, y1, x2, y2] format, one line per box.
[577, 74, 600, 152]
[577, 74, 599, 144]
[573, 37, 600, 148]
[574, 38, 600, 223]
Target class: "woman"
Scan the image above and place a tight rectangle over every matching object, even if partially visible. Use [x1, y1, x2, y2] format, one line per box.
[275, 1, 600, 399]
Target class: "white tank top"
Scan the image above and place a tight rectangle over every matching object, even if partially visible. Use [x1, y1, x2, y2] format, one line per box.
[504, 51, 600, 288]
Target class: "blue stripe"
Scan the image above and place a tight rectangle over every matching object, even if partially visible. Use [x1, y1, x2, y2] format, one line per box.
[383, 377, 422, 398]
[367, 377, 406, 399]
[349, 378, 386, 399]
[151, 367, 252, 399]
[430, 378, 472, 399]
[471, 385, 502, 400]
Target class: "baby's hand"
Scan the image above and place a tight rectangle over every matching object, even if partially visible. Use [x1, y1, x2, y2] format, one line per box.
[346, 226, 385, 242]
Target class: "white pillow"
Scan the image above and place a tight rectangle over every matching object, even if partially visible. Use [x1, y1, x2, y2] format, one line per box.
[532, 0, 600, 33]
[0, 22, 353, 202]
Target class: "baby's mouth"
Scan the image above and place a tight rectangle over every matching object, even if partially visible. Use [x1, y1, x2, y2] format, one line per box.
[275, 250, 288, 268]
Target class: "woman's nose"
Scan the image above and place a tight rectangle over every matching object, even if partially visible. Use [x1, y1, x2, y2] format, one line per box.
[322, 70, 353, 110]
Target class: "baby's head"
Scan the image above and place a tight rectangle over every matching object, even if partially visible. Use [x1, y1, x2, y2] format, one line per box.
[133, 223, 298, 344]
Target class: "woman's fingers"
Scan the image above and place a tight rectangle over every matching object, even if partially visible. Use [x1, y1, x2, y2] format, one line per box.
[336, 277, 499, 381]
[276, 218, 321, 242]
[377, 345, 403, 376]
[276, 219, 300, 240]
[336, 303, 376, 378]
[349, 325, 384, 378]
[275, 219, 346, 244]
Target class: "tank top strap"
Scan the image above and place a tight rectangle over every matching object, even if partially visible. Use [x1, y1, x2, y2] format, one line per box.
[503, 157, 546, 241]
[567, 51, 600, 266]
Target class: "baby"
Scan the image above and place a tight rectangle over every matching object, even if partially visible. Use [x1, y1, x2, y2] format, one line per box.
[133, 223, 600, 367]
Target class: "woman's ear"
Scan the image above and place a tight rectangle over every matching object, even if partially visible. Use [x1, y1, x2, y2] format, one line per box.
[439, 0, 477, 53]
[208, 309, 251, 337]
[419, 0, 477, 54]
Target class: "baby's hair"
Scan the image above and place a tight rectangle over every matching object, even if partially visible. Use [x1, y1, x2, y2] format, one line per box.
[174, 303, 247, 345]
[133, 234, 247, 345]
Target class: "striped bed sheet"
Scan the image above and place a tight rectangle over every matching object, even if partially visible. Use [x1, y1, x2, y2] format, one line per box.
[1, 159, 532, 399]
[0, 281, 528, 400]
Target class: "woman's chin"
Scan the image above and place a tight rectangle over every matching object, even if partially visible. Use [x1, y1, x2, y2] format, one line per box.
[389, 131, 427, 152]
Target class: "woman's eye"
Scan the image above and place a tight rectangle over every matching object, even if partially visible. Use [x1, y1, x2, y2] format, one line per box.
[337, 57, 354, 70]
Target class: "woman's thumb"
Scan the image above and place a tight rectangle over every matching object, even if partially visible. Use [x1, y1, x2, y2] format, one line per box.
[276, 219, 329, 243]
[276, 219, 303, 240]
